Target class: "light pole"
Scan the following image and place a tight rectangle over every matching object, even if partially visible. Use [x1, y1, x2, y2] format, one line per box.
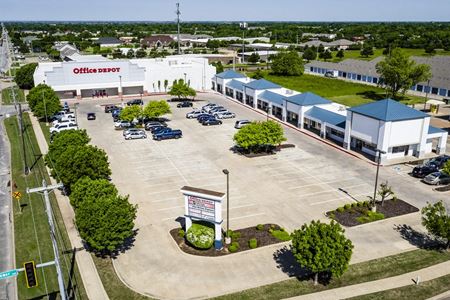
[372, 149, 386, 211]
[74, 103, 79, 124]
[222, 169, 231, 244]
[119, 75, 123, 107]
[424, 79, 431, 111]
[266, 106, 272, 121]
[240, 22, 247, 64]
[183, 73, 187, 83]
[43, 80, 48, 125]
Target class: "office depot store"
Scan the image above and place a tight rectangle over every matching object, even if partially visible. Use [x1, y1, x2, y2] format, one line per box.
[33, 55, 216, 99]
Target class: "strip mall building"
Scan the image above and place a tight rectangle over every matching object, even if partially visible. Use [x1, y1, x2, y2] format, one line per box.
[33, 54, 216, 99]
[212, 70, 448, 163]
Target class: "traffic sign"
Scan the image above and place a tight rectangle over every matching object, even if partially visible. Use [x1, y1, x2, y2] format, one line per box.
[0, 269, 18, 280]
[13, 191, 22, 199]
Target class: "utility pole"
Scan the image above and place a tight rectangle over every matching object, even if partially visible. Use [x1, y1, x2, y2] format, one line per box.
[27, 180, 67, 300]
[240, 22, 247, 64]
[17, 103, 29, 175]
[176, 3, 181, 55]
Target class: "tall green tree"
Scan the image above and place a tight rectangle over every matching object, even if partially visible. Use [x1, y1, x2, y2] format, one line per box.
[46, 129, 90, 168]
[336, 49, 345, 59]
[75, 194, 137, 253]
[291, 220, 353, 285]
[376, 48, 432, 99]
[322, 50, 332, 61]
[126, 49, 135, 58]
[212, 61, 224, 73]
[271, 50, 304, 76]
[14, 63, 37, 89]
[360, 45, 374, 57]
[119, 105, 143, 122]
[233, 121, 286, 153]
[442, 161, 450, 176]
[70, 177, 118, 209]
[26, 84, 62, 119]
[248, 52, 260, 64]
[135, 48, 147, 58]
[303, 47, 317, 61]
[168, 80, 197, 100]
[142, 100, 171, 118]
[421, 201, 450, 249]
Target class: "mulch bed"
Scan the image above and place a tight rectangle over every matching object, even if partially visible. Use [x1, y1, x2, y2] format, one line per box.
[169, 224, 286, 257]
[232, 144, 295, 158]
[327, 199, 419, 227]
[435, 185, 450, 192]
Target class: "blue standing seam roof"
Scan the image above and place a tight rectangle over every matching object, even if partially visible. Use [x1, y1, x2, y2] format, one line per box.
[226, 79, 245, 91]
[428, 126, 446, 135]
[215, 70, 246, 79]
[258, 90, 285, 106]
[304, 106, 346, 129]
[244, 79, 281, 90]
[285, 92, 332, 106]
[348, 99, 429, 122]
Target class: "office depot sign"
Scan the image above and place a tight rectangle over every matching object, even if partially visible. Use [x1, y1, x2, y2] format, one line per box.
[72, 67, 121, 74]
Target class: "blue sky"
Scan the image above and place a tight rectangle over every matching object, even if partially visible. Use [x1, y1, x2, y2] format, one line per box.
[1, 0, 449, 21]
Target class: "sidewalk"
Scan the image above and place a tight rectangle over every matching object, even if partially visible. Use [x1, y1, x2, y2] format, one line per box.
[29, 116, 109, 300]
[285, 260, 450, 300]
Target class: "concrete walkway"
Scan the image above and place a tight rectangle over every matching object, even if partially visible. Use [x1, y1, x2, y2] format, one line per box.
[285, 260, 450, 300]
[29, 115, 109, 300]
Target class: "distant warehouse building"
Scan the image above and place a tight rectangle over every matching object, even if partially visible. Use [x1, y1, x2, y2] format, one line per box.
[212, 70, 447, 163]
[305, 56, 450, 99]
[33, 54, 215, 99]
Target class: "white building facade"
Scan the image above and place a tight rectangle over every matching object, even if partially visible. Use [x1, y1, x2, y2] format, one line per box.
[34, 55, 216, 99]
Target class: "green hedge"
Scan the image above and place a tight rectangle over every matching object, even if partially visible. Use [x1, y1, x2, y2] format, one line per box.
[186, 223, 214, 249]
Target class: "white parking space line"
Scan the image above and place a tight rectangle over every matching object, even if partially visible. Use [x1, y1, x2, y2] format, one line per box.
[229, 213, 265, 221]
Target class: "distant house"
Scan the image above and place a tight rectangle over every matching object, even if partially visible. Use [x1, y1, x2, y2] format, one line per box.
[141, 35, 174, 48]
[54, 43, 79, 60]
[119, 36, 136, 44]
[94, 37, 123, 48]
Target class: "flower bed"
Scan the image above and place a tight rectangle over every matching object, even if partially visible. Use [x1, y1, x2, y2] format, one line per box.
[170, 224, 289, 256]
[327, 199, 419, 227]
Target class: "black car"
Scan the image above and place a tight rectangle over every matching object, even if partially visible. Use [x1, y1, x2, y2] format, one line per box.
[197, 114, 215, 122]
[127, 99, 143, 106]
[87, 113, 96, 120]
[104, 104, 119, 113]
[177, 101, 193, 108]
[150, 125, 169, 133]
[202, 118, 222, 126]
[412, 163, 439, 178]
[145, 122, 168, 131]
[429, 155, 450, 168]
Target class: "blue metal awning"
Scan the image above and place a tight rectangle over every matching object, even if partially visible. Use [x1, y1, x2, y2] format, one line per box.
[305, 107, 346, 129]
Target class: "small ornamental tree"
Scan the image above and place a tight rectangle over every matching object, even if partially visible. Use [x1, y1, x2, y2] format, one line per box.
[119, 105, 143, 122]
[70, 177, 118, 209]
[377, 181, 395, 206]
[336, 49, 345, 59]
[233, 120, 286, 153]
[143, 100, 171, 118]
[168, 80, 197, 100]
[422, 201, 450, 249]
[164, 79, 169, 92]
[291, 220, 354, 285]
[26, 84, 61, 119]
[75, 194, 137, 253]
[14, 63, 37, 89]
[442, 161, 450, 176]
[158, 80, 161, 92]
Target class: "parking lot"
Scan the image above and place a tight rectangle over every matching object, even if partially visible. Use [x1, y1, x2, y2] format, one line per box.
[75, 93, 448, 299]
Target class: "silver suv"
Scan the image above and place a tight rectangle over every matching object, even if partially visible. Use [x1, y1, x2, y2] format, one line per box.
[124, 131, 147, 140]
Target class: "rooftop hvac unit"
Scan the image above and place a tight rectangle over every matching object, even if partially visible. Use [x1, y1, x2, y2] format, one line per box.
[286, 89, 293, 95]
[338, 106, 346, 111]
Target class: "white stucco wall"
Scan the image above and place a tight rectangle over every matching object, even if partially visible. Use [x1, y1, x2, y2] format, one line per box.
[388, 119, 423, 146]
[350, 114, 381, 144]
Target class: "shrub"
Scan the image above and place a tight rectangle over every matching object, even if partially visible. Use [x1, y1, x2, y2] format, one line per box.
[270, 224, 276, 230]
[231, 231, 241, 240]
[328, 212, 336, 220]
[271, 229, 292, 241]
[249, 238, 258, 249]
[351, 203, 358, 208]
[357, 202, 364, 207]
[337, 207, 345, 213]
[186, 223, 214, 249]
[229, 241, 240, 253]
[357, 211, 385, 224]
[178, 229, 185, 238]
[344, 204, 351, 210]
[256, 224, 264, 231]
[363, 201, 370, 207]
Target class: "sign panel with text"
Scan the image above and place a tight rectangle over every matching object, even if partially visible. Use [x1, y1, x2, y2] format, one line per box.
[187, 195, 215, 222]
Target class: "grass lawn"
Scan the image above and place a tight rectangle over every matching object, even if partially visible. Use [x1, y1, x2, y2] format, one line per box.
[347, 273, 450, 300]
[1, 86, 26, 104]
[4, 114, 87, 300]
[260, 72, 426, 107]
[212, 249, 450, 300]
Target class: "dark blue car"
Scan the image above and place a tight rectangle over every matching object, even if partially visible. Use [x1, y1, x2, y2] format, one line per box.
[153, 128, 182, 140]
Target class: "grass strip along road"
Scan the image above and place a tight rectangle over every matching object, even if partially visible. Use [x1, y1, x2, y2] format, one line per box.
[4, 114, 87, 300]
[1, 86, 26, 105]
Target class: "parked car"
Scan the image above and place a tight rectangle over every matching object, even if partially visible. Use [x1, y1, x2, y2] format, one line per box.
[111, 109, 122, 118]
[202, 118, 222, 126]
[186, 110, 204, 119]
[145, 122, 167, 131]
[50, 123, 78, 134]
[208, 106, 226, 113]
[127, 99, 143, 106]
[63, 102, 70, 112]
[124, 131, 147, 140]
[149, 125, 169, 134]
[202, 103, 218, 110]
[114, 120, 132, 129]
[197, 114, 215, 123]
[87, 113, 96, 120]
[412, 163, 439, 178]
[104, 104, 119, 113]
[203, 105, 221, 113]
[177, 101, 193, 108]
[423, 172, 450, 185]
[51, 111, 75, 122]
[153, 128, 182, 140]
[235, 120, 252, 129]
[52, 118, 76, 127]
[123, 128, 145, 136]
[215, 112, 236, 119]
[428, 155, 450, 168]
[142, 117, 169, 125]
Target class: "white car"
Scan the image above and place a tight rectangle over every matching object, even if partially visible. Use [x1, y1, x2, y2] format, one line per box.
[202, 103, 218, 110]
[234, 120, 252, 129]
[52, 111, 75, 121]
[215, 112, 236, 119]
[186, 110, 203, 119]
[203, 104, 221, 113]
[124, 131, 147, 140]
[50, 123, 78, 134]
[52, 118, 76, 127]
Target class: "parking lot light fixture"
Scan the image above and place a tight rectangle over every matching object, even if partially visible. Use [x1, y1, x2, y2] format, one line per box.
[222, 169, 231, 244]
[372, 149, 387, 211]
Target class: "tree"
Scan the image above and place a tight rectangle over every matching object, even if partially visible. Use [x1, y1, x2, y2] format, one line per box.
[376, 48, 432, 99]
[360, 45, 374, 57]
[377, 181, 395, 206]
[70, 177, 118, 209]
[212, 61, 224, 73]
[421, 201, 450, 249]
[75, 194, 137, 253]
[322, 50, 332, 61]
[46, 129, 90, 168]
[271, 50, 304, 76]
[251, 69, 264, 80]
[26, 84, 62, 119]
[157, 80, 161, 92]
[54, 145, 111, 191]
[442, 161, 450, 176]
[168, 80, 197, 100]
[126, 49, 135, 59]
[14, 63, 37, 89]
[291, 220, 353, 285]
[164, 79, 169, 92]
[318, 44, 325, 53]
[233, 121, 286, 153]
[143, 100, 171, 118]
[336, 49, 345, 59]
[248, 52, 260, 64]
[119, 105, 142, 122]
[135, 48, 147, 58]
[302, 47, 317, 62]
[112, 48, 123, 59]
[425, 43, 436, 55]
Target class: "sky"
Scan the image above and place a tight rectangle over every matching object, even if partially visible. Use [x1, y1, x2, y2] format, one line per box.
[1, 0, 449, 22]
